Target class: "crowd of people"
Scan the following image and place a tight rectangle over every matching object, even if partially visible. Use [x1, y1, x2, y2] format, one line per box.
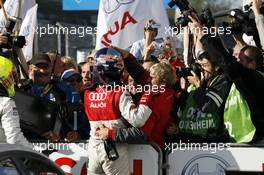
[0, 0, 264, 174]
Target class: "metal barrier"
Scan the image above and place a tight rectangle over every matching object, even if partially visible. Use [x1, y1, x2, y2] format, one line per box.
[31, 140, 163, 175]
[32, 140, 264, 175]
[128, 141, 163, 175]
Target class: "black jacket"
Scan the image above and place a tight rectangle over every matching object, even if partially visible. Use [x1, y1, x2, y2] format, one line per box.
[200, 35, 264, 141]
[0, 84, 8, 97]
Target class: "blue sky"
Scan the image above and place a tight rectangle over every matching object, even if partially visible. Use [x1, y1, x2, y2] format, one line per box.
[62, 0, 243, 11]
[63, 0, 175, 10]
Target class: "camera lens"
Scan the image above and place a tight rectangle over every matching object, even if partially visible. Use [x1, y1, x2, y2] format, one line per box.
[12, 36, 26, 48]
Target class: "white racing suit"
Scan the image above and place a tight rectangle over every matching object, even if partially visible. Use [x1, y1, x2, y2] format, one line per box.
[0, 97, 32, 148]
[84, 86, 152, 175]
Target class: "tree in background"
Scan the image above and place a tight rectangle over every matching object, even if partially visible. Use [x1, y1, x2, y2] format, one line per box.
[167, 0, 239, 25]
[189, 0, 233, 13]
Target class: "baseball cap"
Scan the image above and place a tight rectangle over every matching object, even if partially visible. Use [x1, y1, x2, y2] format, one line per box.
[30, 54, 51, 65]
[144, 19, 161, 30]
[61, 69, 81, 81]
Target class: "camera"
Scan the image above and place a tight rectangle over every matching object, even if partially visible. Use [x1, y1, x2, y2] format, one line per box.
[1, 16, 26, 49]
[171, 0, 215, 31]
[174, 8, 215, 32]
[1, 34, 26, 49]
[176, 67, 193, 77]
[175, 15, 191, 28]
[168, 0, 190, 11]
[169, 0, 191, 28]
[6, 35, 26, 48]
[223, 0, 264, 36]
[176, 63, 202, 78]
[222, 9, 258, 36]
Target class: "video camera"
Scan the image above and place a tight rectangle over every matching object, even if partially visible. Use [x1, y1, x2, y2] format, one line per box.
[218, 2, 264, 36]
[1, 16, 26, 49]
[176, 63, 202, 78]
[221, 9, 258, 36]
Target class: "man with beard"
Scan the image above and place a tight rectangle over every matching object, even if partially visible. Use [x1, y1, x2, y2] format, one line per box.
[176, 52, 232, 143]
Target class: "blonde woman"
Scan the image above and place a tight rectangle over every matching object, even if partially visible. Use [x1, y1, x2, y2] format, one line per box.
[96, 62, 178, 148]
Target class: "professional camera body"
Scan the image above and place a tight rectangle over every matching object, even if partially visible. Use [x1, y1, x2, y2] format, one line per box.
[171, 0, 192, 28]
[1, 16, 26, 49]
[168, 0, 190, 11]
[1, 35, 26, 49]
[176, 63, 202, 78]
[171, 0, 215, 29]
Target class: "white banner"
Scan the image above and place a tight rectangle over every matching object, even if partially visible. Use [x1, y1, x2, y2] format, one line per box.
[96, 0, 170, 50]
[19, 4, 38, 61]
[0, 0, 36, 32]
[33, 142, 264, 174]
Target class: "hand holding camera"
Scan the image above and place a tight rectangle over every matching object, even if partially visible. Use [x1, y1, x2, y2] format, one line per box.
[187, 14, 204, 38]
[187, 71, 201, 88]
[0, 16, 26, 49]
[250, 0, 263, 15]
[0, 33, 8, 46]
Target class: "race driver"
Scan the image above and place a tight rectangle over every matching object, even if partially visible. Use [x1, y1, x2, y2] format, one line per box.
[84, 47, 153, 175]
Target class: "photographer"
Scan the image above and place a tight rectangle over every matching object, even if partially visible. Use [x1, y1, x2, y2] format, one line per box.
[188, 14, 264, 142]
[176, 52, 231, 142]
[251, 0, 264, 50]
[0, 56, 32, 148]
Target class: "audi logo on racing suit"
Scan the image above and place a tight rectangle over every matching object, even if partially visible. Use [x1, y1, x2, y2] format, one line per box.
[89, 92, 107, 101]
